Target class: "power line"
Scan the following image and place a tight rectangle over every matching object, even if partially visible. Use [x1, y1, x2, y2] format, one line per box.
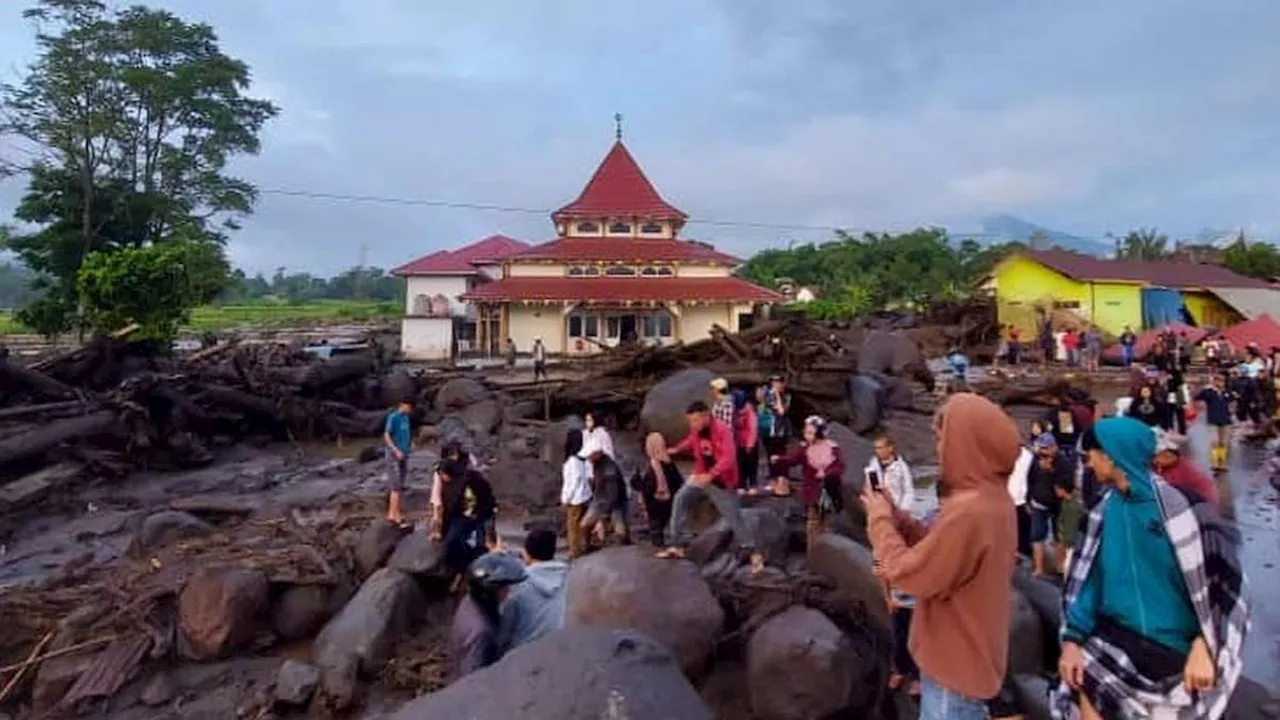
[257, 186, 1020, 238]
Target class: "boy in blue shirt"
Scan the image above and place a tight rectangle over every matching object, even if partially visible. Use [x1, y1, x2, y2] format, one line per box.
[383, 398, 415, 525]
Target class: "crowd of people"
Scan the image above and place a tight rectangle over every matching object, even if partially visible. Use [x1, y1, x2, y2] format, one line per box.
[377, 353, 1251, 719]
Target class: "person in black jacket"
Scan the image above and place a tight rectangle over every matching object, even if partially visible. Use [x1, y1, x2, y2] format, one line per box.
[432, 460, 499, 585]
[1126, 384, 1172, 430]
[637, 432, 685, 547]
[1027, 433, 1075, 577]
[581, 452, 630, 546]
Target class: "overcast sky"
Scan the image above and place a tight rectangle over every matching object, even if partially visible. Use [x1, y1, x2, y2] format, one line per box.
[3, 0, 1279, 275]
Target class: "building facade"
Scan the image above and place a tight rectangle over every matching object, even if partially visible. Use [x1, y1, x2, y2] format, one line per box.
[392, 235, 530, 360]
[987, 249, 1279, 336]
[435, 139, 782, 356]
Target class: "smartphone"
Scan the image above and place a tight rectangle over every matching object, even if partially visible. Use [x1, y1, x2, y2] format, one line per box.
[866, 468, 881, 490]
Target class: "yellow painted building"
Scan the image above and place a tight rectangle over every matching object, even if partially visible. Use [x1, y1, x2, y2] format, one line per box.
[986, 249, 1271, 337]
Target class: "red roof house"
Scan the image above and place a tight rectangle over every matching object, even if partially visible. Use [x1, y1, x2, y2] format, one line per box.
[392, 234, 530, 276]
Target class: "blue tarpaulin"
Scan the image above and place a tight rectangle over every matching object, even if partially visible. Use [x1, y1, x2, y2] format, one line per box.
[1141, 287, 1190, 329]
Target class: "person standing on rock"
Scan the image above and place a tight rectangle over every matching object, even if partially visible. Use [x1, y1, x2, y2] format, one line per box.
[581, 449, 631, 547]
[433, 460, 500, 589]
[757, 374, 794, 497]
[638, 432, 683, 547]
[531, 337, 547, 381]
[494, 529, 568, 658]
[655, 400, 748, 560]
[450, 551, 527, 681]
[560, 429, 593, 558]
[709, 377, 736, 436]
[867, 434, 914, 511]
[1119, 326, 1137, 367]
[770, 415, 845, 547]
[382, 397, 415, 526]
[1053, 417, 1248, 720]
[732, 390, 760, 494]
[862, 393, 1020, 720]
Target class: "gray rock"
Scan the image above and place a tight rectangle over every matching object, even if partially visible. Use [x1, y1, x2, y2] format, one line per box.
[139, 671, 175, 707]
[565, 546, 724, 677]
[738, 506, 788, 566]
[747, 606, 859, 720]
[435, 378, 491, 410]
[863, 371, 916, 410]
[353, 520, 410, 580]
[314, 568, 424, 678]
[541, 416, 584, 463]
[389, 628, 713, 720]
[272, 584, 334, 641]
[1011, 673, 1053, 720]
[129, 510, 213, 556]
[807, 533, 891, 636]
[486, 457, 558, 511]
[459, 398, 502, 437]
[177, 567, 270, 660]
[274, 659, 322, 707]
[1007, 587, 1046, 676]
[640, 368, 715, 445]
[380, 369, 417, 408]
[857, 330, 925, 378]
[845, 374, 887, 435]
[384, 533, 448, 578]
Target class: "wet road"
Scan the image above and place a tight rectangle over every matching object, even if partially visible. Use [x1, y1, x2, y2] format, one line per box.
[1185, 422, 1280, 692]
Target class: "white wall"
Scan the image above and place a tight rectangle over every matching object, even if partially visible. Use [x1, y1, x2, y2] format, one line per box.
[404, 275, 470, 316]
[401, 316, 454, 360]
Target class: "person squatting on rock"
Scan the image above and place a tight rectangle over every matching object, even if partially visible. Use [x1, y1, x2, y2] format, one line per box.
[449, 551, 526, 681]
[770, 415, 846, 548]
[732, 389, 761, 495]
[493, 528, 568, 657]
[867, 434, 914, 511]
[580, 445, 631, 546]
[1053, 417, 1248, 720]
[1027, 433, 1075, 577]
[637, 432, 684, 548]
[430, 459, 499, 590]
[864, 393, 1020, 720]
[382, 397, 415, 526]
[560, 429, 593, 559]
[757, 374, 794, 497]
[655, 400, 749, 560]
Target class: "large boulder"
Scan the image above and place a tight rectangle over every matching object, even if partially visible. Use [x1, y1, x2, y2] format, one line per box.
[806, 533, 891, 635]
[541, 416, 584, 463]
[389, 628, 713, 720]
[747, 607, 859, 720]
[384, 533, 448, 578]
[737, 506, 789, 566]
[178, 567, 270, 660]
[1007, 587, 1045, 676]
[313, 568, 425, 681]
[129, 510, 213, 556]
[845, 375, 886, 435]
[863, 370, 916, 410]
[352, 520, 411, 580]
[565, 546, 724, 677]
[273, 584, 336, 641]
[827, 422, 874, 491]
[486, 457, 559, 511]
[380, 369, 417, 408]
[434, 378, 490, 411]
[434, 414, 474, 452]
[458, 398, 502, 437]
[640, 368, 715, 445]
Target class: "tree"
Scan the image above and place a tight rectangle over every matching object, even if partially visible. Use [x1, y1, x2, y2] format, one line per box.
[77, 237, 228, 339]
[1, 0, 277, 336]
[1223, 240, 1280, 280]
[1115, 228, 1171, 261]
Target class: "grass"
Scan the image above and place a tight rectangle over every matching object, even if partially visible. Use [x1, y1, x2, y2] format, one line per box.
[0, 299, 401, 336]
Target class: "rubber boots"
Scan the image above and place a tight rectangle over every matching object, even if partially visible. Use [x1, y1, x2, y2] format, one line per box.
[1210, 445, 1227, 471]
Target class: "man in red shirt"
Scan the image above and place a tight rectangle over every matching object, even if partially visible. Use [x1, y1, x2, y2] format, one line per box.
[655, 401, 747, 559]
[1062, 328, 1080, 367]
[1153, 432, 1218, 504]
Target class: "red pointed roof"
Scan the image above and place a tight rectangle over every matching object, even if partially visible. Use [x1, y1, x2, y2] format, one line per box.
[392, 234, 530, 276]
[552, 142, 687, 222]
[507, 237, 740, 265]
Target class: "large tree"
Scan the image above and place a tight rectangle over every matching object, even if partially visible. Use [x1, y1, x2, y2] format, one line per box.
[1113, 228, 1172, 261]
[0, 0, 277, 338]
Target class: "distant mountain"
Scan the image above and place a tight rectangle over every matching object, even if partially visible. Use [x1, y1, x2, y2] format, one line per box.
[977, 215, 1111, 256]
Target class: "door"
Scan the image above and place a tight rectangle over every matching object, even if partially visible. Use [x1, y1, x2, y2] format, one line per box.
[619, 315, 637, 342]
[737, 312, 756, 332]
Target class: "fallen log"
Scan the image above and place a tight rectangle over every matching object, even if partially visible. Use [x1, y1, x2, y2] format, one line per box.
[0, 359, 79, 400]
[0, 400, 88, 422]
[0, 411, 118, 467]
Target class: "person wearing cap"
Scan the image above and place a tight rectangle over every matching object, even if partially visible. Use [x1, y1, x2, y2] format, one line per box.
[531, 337, 547, 382]
[1153, 431, 1218, 504]
[757, 374, 794, 496]
[1027, 433, 1074, 577]
[709, 377, 736, 441]
[382, 396, 416, 526]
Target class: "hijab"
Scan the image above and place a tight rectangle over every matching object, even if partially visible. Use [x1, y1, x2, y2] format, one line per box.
[936, 393, 1020, 493]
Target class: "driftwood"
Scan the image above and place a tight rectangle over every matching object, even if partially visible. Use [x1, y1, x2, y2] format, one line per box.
[0, 411, 118, 466]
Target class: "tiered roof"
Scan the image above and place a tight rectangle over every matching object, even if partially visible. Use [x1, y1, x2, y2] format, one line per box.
[551, 141, 687, 223]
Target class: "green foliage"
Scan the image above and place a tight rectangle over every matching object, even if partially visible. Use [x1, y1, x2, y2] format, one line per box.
[1113, 228, 1171, 261]
[1, 0, 277, 336]
[738, 228, 1022, 319]
[1223, 240, 1280, 280]
[220, 266, 405, 304]
[76, 238, 229, 340]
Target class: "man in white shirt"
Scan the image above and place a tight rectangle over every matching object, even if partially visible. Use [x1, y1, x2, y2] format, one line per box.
[1008, 444, 1034, 558]
[866, 435, 913, 510]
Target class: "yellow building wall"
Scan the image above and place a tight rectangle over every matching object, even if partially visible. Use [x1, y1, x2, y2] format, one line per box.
[1183, 292, 1243, 328]
[505, 263, 564, 278]
[680, 304, 734, 341]
[1088, 283, 1143, 336]
[992, 256, 1089, 335]
[505, 304, 566, 354]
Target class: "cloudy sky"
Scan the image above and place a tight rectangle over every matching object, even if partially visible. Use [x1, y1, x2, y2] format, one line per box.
[2, 0, 1279, 275]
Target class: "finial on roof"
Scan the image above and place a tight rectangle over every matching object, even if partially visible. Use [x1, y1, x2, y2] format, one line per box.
[614, 112, 623, 141]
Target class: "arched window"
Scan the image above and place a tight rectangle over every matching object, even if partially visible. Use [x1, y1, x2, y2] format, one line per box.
[608, 222, 632, 234]
[576, 222, 599, 233]
[640, 222, 663, 234]
[655, 266, 674, 276]
[429, 294, 451, 317]
[641, 267, 658, 276]
[567, 266, 585, 276]
[412, 294, 430, 315]
[604, 265, 636, 276]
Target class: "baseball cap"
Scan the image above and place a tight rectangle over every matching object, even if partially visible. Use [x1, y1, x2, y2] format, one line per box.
[1033, 433, 1058, 450]
[710, 377, 729, 391]
[1155, 430, 1183, 455]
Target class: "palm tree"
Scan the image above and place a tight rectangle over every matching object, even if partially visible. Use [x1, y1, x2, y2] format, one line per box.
[1118, 228, 1170, 261]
